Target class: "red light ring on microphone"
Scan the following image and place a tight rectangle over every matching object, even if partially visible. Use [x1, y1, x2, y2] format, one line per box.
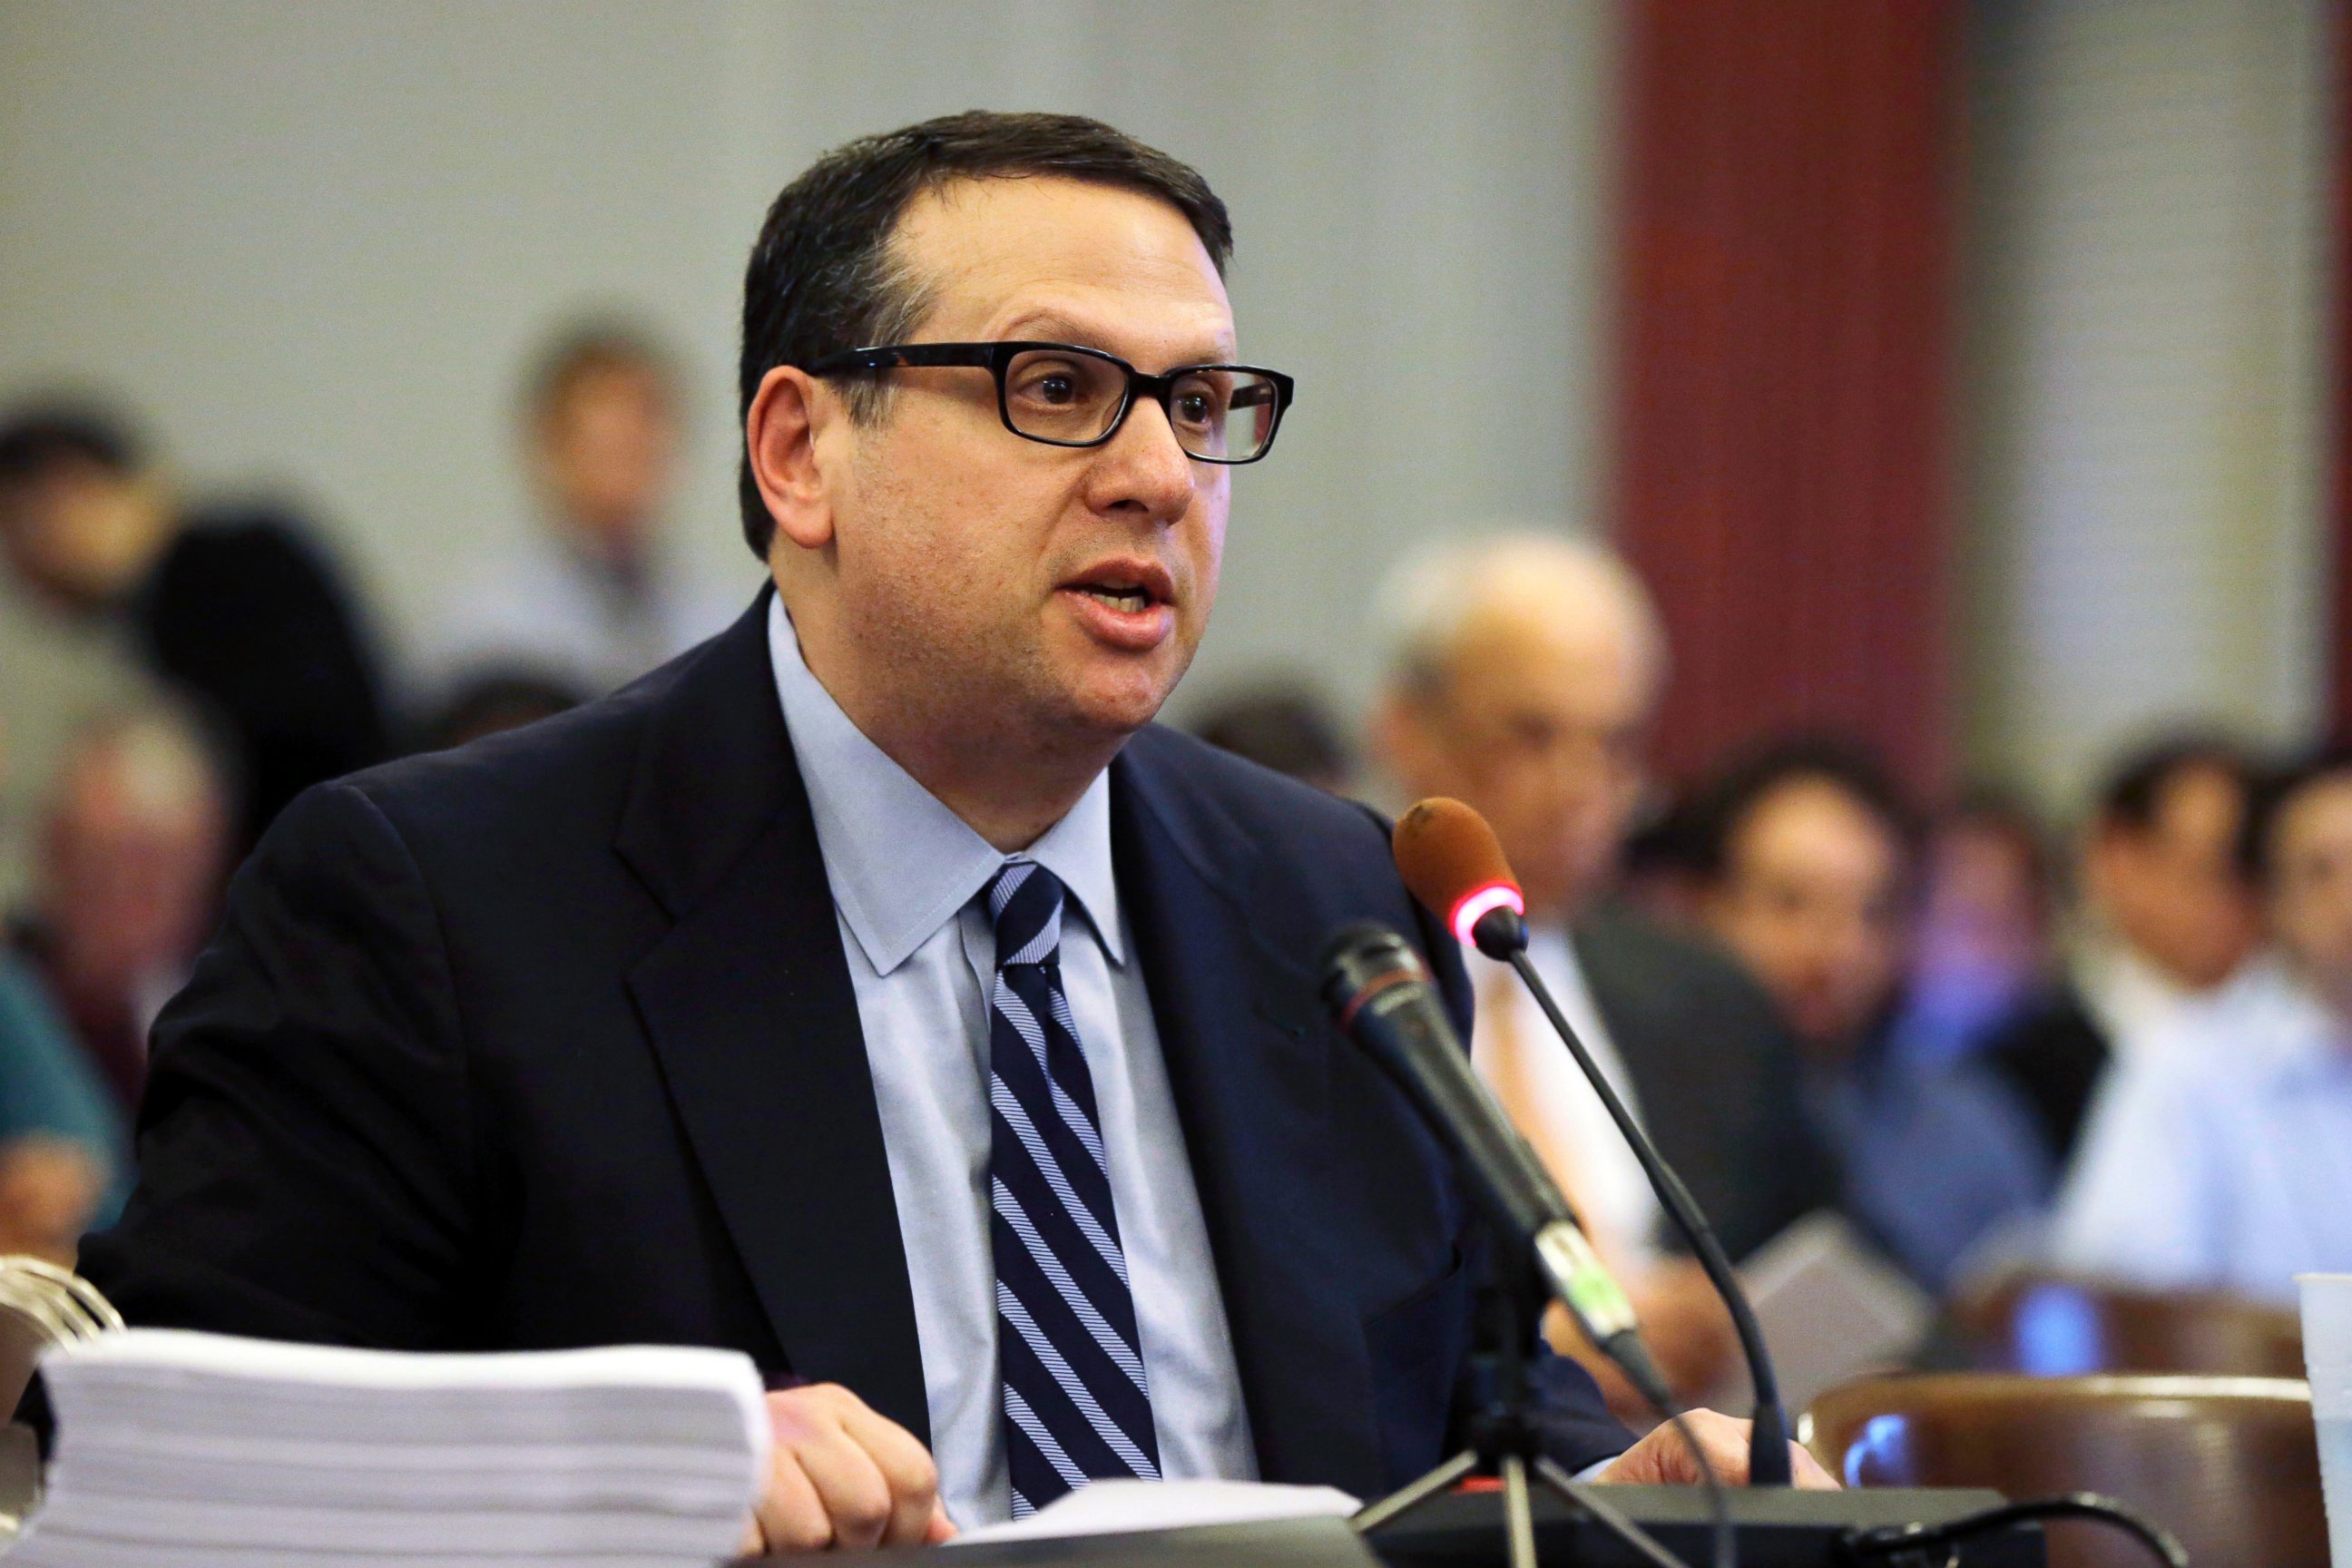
[1448, 880, 1525, 947]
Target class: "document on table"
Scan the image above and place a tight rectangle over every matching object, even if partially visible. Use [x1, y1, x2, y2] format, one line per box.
[953, 1479, 1362, 1545]
[8, 1328, 769, 1568]
[1701, 1210, 1935, 1416]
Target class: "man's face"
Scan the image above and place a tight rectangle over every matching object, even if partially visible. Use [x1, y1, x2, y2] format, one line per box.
[0, 460, 171, 611]
[44, 743, 226, 992]
[1383, 603, 1651, 920]
[535, 364, 680, 561]
[1912, 818, 2047, 1005]
[2265, 776, 2352, 1015]
[807, 177, 1231, 747]
[2087, 765, 2259, 991]
[1702, 779, 1909, 1054]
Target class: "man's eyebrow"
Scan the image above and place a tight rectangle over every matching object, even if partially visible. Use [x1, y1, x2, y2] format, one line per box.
[998, 313, 1238, 364]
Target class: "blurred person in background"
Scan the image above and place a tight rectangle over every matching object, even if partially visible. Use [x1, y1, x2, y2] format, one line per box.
[1895, 788, 2059, 1070]
[2049, 742, 2352, 1302]
[426, 320, 735, 703]
[1690, 739, 2053, 1293]
[1983, 735, 2266, 1166]
[12, 706, 232, 1116]
[1190, 681, 1353, 793]
[0, 721, 131, 1261]
[0, 406, 391, 858]
[416, 671, 585, 754]
[1373, 533, 1832, 1409]
[1616, 793, 1705, 928]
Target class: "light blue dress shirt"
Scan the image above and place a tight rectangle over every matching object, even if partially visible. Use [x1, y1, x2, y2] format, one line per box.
[765, 598, 1256, 1528]
[2051, 966, 2352, 1305]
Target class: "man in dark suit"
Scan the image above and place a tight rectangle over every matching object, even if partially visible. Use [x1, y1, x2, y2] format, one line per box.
[1373, 534, 1835, 1412]
[79, 113, 1820, 1553]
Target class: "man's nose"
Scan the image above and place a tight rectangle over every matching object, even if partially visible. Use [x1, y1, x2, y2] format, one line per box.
[1085, 397, 1199, 524]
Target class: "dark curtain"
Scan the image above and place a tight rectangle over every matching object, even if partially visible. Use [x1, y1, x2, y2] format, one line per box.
[1612, 0, 1960, 793]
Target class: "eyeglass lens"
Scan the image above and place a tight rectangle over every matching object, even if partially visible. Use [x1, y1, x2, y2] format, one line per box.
[1004, 348, 1279, 460]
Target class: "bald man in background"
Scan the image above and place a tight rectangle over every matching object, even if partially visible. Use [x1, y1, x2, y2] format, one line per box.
[1373, 534, 1835, 1410]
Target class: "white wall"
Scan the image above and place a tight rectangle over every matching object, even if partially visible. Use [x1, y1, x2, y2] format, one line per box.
[1959, 0, 2337, 811]
[0, 0, 1622, 735]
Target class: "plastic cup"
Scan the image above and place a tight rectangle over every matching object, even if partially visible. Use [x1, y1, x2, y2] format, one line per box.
[2298, 1274, 2352, 1566]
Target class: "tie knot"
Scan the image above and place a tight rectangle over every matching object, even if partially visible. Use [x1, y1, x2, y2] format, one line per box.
[986, 858, 1064, 967]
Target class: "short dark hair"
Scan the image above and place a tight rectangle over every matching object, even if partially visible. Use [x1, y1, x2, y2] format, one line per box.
[1686, 734, 1923, 886]
[2237, 740, 2352, 886]
[1191, 684, 1352, 788]
[0, 404, 144, 487]
[521, 318, 680, 430]
[734, 111, 1233, 561]
[2095, 731, 2256, 836]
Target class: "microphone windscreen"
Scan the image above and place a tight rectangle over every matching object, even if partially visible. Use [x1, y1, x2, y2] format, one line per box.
[1392, 798, 1524, 945]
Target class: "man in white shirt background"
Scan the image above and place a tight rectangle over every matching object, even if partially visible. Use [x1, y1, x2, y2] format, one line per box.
[2053, 741, 2352, 1300]
[423, 321, 740, 710]
[1984, 735, 2271, 1166]
[1371, 533, 1834, 1412]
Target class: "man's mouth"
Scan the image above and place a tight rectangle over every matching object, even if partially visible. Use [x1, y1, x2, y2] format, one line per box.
[1057, 560, 1180, 652]
[1076, 583, 1155, 614]
[1062, 559, 1177, 613]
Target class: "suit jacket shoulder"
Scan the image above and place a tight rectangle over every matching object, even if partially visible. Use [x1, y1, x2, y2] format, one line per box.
[1114, 725, 1473, 1028]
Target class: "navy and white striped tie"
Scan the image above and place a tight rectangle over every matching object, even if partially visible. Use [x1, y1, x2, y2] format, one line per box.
[984, 858, 1160, 1518]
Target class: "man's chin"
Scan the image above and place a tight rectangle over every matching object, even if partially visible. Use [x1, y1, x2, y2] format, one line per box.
[1051, 657, 1184, 741]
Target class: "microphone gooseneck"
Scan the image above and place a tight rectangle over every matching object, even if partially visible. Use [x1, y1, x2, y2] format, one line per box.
[1390, 799, 1798, 1489]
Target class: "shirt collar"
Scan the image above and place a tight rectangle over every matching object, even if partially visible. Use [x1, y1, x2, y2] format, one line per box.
[765, 594, 1123, 975]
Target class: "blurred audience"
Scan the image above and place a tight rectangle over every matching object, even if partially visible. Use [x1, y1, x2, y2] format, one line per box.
[1190, 683, 1354, 793]
[2050, 742, 2352, 1302]
[11, 707, 232, 1116]
[1896, 788, 2059, 1069]
[0, 723, 131, 1261]
[1372, 533, 1832, 1408]
[425, 320, 735, 701]
[1983, 734, 2266, 1164]
[0, 405, 391, 857]
[1615, 793, 1705, 927]
[418, 670, 588, 753]
[0, 960, 124, 1262]
[1689, 738, 2052, 1292]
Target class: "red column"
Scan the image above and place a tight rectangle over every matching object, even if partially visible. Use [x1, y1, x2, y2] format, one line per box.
[1612, 0, 1960, 794]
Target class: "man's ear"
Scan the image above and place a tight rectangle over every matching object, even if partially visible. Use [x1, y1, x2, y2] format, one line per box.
[746, 367, 838, 553]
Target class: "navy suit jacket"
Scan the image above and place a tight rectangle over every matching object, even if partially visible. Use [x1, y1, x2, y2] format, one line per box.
[77, 593, 1629, 1494]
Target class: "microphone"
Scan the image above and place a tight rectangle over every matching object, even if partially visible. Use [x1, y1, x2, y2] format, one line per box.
[1318, 922, 1670, 1410]
[1391, 797, 1797, 1488]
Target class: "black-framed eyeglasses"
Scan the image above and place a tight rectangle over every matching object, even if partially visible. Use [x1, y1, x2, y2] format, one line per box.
[806, 341, 1294, 464]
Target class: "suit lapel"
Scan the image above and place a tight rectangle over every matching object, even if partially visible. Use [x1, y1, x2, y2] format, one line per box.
[1112, 749, 1385, 1499]
[617, 593, 928, 1445]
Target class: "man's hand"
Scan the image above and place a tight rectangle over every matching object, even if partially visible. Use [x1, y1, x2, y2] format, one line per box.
[743, 1383, 957, 1554]
[1594, 1408, 1839, 1489]
[0, 1135, 104, 1265]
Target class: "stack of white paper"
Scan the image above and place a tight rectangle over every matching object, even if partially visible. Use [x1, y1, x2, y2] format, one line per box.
[7, 1329, 769, 1568]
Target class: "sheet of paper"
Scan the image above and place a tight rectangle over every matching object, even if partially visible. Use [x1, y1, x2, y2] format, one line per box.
[954, 1479, 1361, 1545]
[1701, 1210, 1934, 1416]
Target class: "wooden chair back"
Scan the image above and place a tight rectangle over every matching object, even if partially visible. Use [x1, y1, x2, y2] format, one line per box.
[1953, 1272, 2305, 1377]
[1806, 1373, 2326, 1568]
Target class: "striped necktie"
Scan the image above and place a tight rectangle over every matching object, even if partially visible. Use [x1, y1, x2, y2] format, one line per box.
[983, 858, 1161, 1518]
